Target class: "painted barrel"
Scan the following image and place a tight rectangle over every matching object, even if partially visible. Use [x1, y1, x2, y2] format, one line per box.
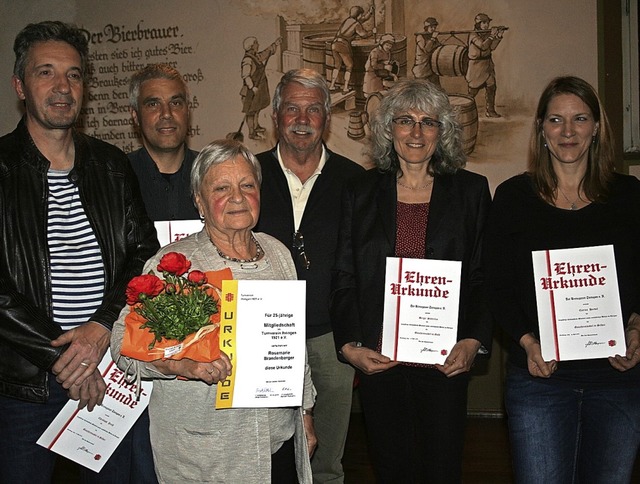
[364, 91, 384, 127]
[431, 45, 469, 77]
[448, 94, 478, 155]
[302, 33, 334, 76]
[326, 35, 407, 108]
[347, 111, 366, 140]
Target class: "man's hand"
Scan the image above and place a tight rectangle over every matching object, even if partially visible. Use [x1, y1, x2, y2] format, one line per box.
[51, 322, 110, 389]
[303, 411, 317, 457]
[67, 369, 107, 411]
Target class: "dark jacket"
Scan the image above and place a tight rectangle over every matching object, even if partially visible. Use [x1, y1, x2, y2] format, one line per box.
[254, 146, 365, 339]
[0, 119, 159, 403]
[128, 146, 199, 221]
[330, 168, 493, 353]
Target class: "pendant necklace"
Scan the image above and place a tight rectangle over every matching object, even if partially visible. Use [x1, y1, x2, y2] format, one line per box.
[557, 187, 581, 210]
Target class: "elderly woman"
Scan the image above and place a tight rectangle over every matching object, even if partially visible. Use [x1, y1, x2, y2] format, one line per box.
[484, 76, 640, 483]
[331, 79, 492, 483]
[111, 139, 316, 483]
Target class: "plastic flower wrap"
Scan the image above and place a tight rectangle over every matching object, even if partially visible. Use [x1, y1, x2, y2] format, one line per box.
[121, 252, 231, 362]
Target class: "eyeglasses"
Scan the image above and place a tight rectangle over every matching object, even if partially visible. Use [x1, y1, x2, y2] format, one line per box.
[293, 231, 310, 270]
[392, 116, 442, 131]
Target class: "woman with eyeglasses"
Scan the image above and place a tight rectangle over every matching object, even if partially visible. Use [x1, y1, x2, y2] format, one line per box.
[330, 78, 492, 483]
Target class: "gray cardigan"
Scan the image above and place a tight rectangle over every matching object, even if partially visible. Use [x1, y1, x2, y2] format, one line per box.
[111, 230, 314, 483]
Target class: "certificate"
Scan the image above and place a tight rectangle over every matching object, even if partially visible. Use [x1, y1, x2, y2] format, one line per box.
[216, 280, 306, 408]
[532, 245, 626, 361]
[381, 257, 461, 365]
[154, 219, 202, 247]
[37, 354, 152, 472]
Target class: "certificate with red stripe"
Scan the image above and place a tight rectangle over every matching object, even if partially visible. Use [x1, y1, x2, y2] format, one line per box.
[381, 257, 461, 365]
[532, 245, 626, 361]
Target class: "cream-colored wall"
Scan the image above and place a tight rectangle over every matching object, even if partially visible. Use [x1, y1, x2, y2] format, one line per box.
[0, 0, 597, 192]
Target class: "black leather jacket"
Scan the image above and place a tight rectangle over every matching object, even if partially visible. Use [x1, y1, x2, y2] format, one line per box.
[0, 119, 159, 403]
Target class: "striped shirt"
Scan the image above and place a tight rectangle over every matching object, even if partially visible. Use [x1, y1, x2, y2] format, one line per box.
[47, 169, 105, 330]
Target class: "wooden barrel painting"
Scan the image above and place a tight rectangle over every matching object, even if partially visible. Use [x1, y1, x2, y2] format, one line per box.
[302, 33, 334, 76]
[431, 45, 469, 77]
[448, 94, 478, 155]
[347, 111, 366, 140]
[364, 91, 384, 127]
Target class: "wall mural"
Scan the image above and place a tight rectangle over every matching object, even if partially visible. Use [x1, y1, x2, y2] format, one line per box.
[1, 0, 598, 191]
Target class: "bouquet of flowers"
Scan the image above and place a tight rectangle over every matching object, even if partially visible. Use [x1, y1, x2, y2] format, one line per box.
[121, 252, 232, 362]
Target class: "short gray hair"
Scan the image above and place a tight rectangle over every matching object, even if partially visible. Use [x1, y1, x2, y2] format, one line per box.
[369, 78, 465, 175]
[129, 63, 189, 110]
[191, 139, 262, 200]
[272, 68, 331, 115]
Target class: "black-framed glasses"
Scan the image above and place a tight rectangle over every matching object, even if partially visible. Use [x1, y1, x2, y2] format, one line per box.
[392, 116, 442, 131]
[293, 231, 310, 270]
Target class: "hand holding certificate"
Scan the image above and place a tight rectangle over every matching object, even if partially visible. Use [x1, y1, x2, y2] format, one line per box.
[381, 257, 461, 365]
[532, 245, 626, 361]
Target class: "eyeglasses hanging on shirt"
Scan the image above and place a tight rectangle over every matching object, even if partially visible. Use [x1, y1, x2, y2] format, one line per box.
[292, 231, 310, 270]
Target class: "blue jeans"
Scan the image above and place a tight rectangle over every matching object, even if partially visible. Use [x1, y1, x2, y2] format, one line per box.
[505, 366, 640, 484]
[0, 374, 157, 483]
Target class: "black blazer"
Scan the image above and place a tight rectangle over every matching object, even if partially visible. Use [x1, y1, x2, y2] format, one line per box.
[330, 168, 493, 353]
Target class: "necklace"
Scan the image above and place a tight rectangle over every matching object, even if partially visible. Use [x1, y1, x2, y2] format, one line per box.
[557, 187, 581, 211]
[213, 234, 263, 263]
[396, 177, 434, 190]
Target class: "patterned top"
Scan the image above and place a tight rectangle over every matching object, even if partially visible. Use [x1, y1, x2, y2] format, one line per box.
[395, 201, 429, 259]
[47, 169, 104, 330]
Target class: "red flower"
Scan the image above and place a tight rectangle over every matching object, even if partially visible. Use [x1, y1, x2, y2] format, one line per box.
[126, 274, 164, 305]
[157, 252, 191, 276]
[188, 270, 207, 285]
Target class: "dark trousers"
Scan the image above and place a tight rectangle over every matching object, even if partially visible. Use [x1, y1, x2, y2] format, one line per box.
[358, 365, 469, 484]
[0, 374, 157, 483]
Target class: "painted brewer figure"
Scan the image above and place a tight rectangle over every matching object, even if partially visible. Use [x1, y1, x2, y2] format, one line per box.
[255, 69, 365, 483]
[0, 21, 159, 483]
[128, 63, 199, 221]
[328, 5, 375, 95]
[412, 17, 442, 87]
[363, 33, 398, 98]
[240, 36, 282, 140]
[466, 12, 506, 118]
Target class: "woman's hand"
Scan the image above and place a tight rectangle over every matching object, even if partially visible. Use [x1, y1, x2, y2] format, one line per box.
[153, 352, 233, 384]
[303, 411, 317, 457]
[609, 312, 640, 371]
[340, 343, 398, 375]
[436, 338, 482, 377]
[520, 333, 557, 378]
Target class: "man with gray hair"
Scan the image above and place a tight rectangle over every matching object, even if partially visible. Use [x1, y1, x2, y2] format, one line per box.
[255, 68, 364, 483]
[128, 63, 199, 220]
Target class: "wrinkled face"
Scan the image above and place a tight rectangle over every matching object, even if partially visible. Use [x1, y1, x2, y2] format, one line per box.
[542, 93, 598, 169]
[13, 41, 83, 133]
[132, 78, 189, 155]
[273, 82, 329, 155]
[195, 155, 260, 235]
[392, 108, 440, 168]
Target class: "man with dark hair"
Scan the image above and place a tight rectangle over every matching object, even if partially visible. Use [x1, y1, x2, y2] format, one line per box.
[255, 68, 364, 483]
[0, 21, 159, 482]
[128, 63, 199, 221]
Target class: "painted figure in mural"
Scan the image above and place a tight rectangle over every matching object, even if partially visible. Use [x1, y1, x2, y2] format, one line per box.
[363, 33, 399, 98]
[328, 5, 375, 95]
[0, 21, 159, 483]
[254, 69, 364, 483]
[129, 63, 199, 221]
[112, 139, 317, 483]
[240, 35, 283, 140]
[412, 17, 442, 87]
[465, 12, 506, 118]
[484, 76, 640, 483]
[331, 79, 492, 483]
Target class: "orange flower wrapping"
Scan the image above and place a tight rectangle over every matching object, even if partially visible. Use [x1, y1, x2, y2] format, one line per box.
[121, 262, 232, 362]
